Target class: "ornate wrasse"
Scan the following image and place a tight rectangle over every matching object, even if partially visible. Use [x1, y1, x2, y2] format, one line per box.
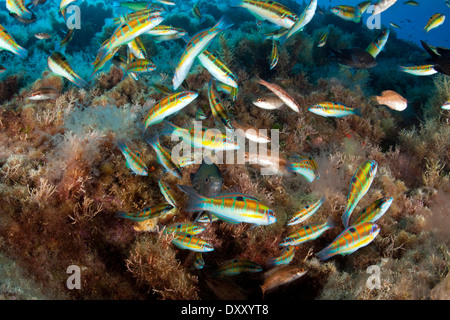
[171, 233, 214, 252]
[279, 217, 335, 247]
[316, 222, 380, 260]
[229, 0, 298, 29]
[351, 197, 393, 225]
[143, 91, 198, 129]
[287, 197, 325, 226]
[117, 141, 148, 176]
[269, 246, 295, 266]
[193, 252, 205, 269]
[270, 39, 279, 69]
[173, 16, 234, 90]
[279, 0, 317, 44]
[399, 65, 437, 76]
[208, 80, 234, 131]
[285, 154, 319, 183]
[0, 24, 28, 59]
[331, 5, 361, 23]
[217, 259, 262, 276]
[366, 29, 390, 58]
[341, 160, 378, 229]
[163, 223, 206, 235]
[117, 203, 174, 222]
[145, 135, 182, 179]
[6, 0, 32, 18]
[424, 14, 445, 32]
[309, 102, 362, 118]
[197, 49, 238, 88]
[158, 179, 177, 208]
[48, 51, 88, 88]
[177, 185, 277, 226]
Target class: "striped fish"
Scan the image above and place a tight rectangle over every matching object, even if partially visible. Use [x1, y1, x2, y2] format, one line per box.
[158, 179, 177, 208]
[124, 58, 156, 78]
[331, 5, 361, 23]
[366, 29, 390, 58]
[60, 28, 75, 48]
[7, 0, 32, 18]
[309, 102, 362, 118]
[145, 135, 182, 179]
[192, 3, 202, 19]
[173, 16, 234, 90]
[264, 28, 289, 41]
[357, 0, 372, 13]
[48, 51, 88, 88]
[317, 32, 328, 47]
[287, 197, 325, 226]
[146, 25, 182, 36]
[390, 22, 401, 28]
[197, 213, 220, 223]
[270, 39, 279, 70]
[153, 32, 188, 42]
[269, 245, 295, 266]
[171, 233, 214, 252]
[216, 82, 239, 101]
[351, 197, 393, 226]
[198, 50, 238, 88]
[127, 37, 147, 60]
[117, 202, 174, 222]
[160, 121, 240, 151]
[118, 141, 148, 176]
[60, 0, 77, 19]
[193, 252, 205, 269]
[217, 259, 262, 276]
[164, 223, 206, 235]
[341, 160, 378, 229]
[442, 99, 450, 110]
[257, 78, 299, 112]
[279, 0, 317, 44]
[110, 7, 165, 25]
[177, 185, 277, 226]
[143, 91, 198, 129]
[316, 222, 380, 260]
[195, 108, 207, 120]
[280, 217, 335, 247]
[372, 0, 398, 15]
[229, 0, 298, 29]
[208, 80, 234, 131]
[285, 154, 319, 183]
[0, 24, 28, 59]
[424, 14, 445, 32]
[399, 65, 437, 76]
[112, 1, 159, 11]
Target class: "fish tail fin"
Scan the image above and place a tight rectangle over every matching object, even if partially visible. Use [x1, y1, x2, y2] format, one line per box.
[341, 210, 350, 229]
[354, 107, 363, 117]
[14, 45, 28, 59]
[229, 0, 243, 8]
[213, 15, 234, 32]
[176, 184, 207, 212]
[278, 32, 289, 46]
[421, 40, 438, 59]
[72, 73, 89, 88]
[316, 246, 333, 261]
[144, 132, 160, 150]
[160, 120, 178, 137]
[325, 216, 336, 229]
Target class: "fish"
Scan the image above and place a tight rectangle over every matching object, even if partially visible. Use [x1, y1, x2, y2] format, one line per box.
[372, 0, 398, 15]
[341, 160, 378, 229]
[309, 102, 362, 118]
[442, 99, 450, 110]
[47, 51, 88, 88]
[127, 37, 147, 60]
[285, 154, 319, 183]
[372, 90, 408, 111]
[112, 1, 156, 11]
[177, 185, 277, 226]
[216, 259, 263, 276]
[329, 47, 377, 69]
[208, 79, 234, 131]
[197, 50, 238, 88]
[279, 0, 317, 44]
[231, 120, 271, 144]
[27, 87, 60, 101]
[146, 25, 183, 37]
[447, 0, 450, 9]
[142, 91, 198, 130]
[193, 252, 205, 269]
[366, 29, 390, 58]
[403, 0, 419, 5]
[256, 78, 299, 113]
[420, 41, 450, 76]
[117, 203, 174, 222]
[124, 58, 156, 79]
[317, 32, 328, 47]
[264, 28, 289, 41]
[7, 0, 33, 19]
[316, 222, 380, 260]
[0, 24, 28, 59]
[59, 28, 74, 48]
[173, 16, 234, 90]
[195, 108, 207, 120]
[279, 217, 335, 247]
[229, 0, 298, 29]
[155, 0, 175, 5]
[216, 82, 239, 101]
[117, 141, 148, 176]
[252, 94, 284, 110]
[27, 0, 47, 9]
[399, 64, 437, 76]
[160, 121, 240, 151]
[191, 157, 223, 198]
[10, 11, 37, 24]
[245, 152, 288, 175]
[145, 135, 182, 179]
[330, 5, 361, 23]
[197, 213, 220, 223]
[163, 223, 206, 235]
[270, 39, 279, 70]
[269, 246, 295, 266]
[152, 83, 173, 95]
[91, 47, 121, 78]
[260, 265, 307, 298]
[171, 233, 214, 252]
[60, 0, 79, 19]
[351, 197, 393, 226]
[110, 7, 165, 25]
[390, 22, 401, 28]
[192, 3, 202, 19]
[35, 33, 52, 40]
[287, 197, 325, 226]
[158, 179, 177, 208]
[424, 14, 445, 32]
[152, 32, 188, 42]
[357, 0, 372, 13]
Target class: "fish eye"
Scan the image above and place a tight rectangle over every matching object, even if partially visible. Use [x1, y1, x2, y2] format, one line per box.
[205, 177, 209, 182]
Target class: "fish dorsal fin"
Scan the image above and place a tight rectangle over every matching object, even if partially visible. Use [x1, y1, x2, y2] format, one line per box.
[211, 193, 260, 202]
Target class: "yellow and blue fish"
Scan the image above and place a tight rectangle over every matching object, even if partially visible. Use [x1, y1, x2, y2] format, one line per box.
[351, 197, 393, 226]
[280, 217, 335, 247]
[341, 160, 378, 229]
[316, 222, 380, 260]
[270, 39, 279, 69]
[177, 185, 277, 226]
[117, 202, 174, 222]
[309, 102, 362, 118]
[110, 7, 165, 25]
[112, 1, 160, 11]
[216, 82, 239, 101]
[7, 0, 33, 19]
[0, 24, 28, 59]
[145, 135, 182, 179]
[279, 0, 317, 44]
[48, 51, 88, 88]
[197, 50, 238, 88]
[330, 5, 361, 23]
[424, 13, 445, 32]
[317, 31, 328, 47]
[285, 154, 319, 183]
[173, 16, 234, 90]
[442, 99, 450, 110]
[269, 245, 295, 266]
[399, 64, 437, 76]
[208, 79, 234, 132]
[158, 179, 177, 208]
[171, 233, 214, 252]
[366, 29, 390, 58]
[403, 0, 419, 6]
[117, 141, 148, 176]
[164, 223, 206, 235]
[287, 197, 325, 226]
[216, 259, 262, 276]
[193, 252, 205, 269]
[143, 90, 198, 129]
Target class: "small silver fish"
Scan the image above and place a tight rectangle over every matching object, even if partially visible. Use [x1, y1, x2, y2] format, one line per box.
[27, 87, 60, 100]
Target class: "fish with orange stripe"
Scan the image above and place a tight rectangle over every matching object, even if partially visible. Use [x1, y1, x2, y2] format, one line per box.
[316, 222, 380, 260]
[279, 217, 335, 247]
[171, 233, 214, 252]
[117, 203, 174, 222]
[351, 197, 393, 226]
[309, 102, 362, 118]
[0, 24, 28, 59]
[341, 160, 378, 229]
[399, 64, 437, 76]
[48, 51, 88, 88]
[269, 245, 295, 266]
[117, 140, 148, 176]
[208, 79, 234, 132]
